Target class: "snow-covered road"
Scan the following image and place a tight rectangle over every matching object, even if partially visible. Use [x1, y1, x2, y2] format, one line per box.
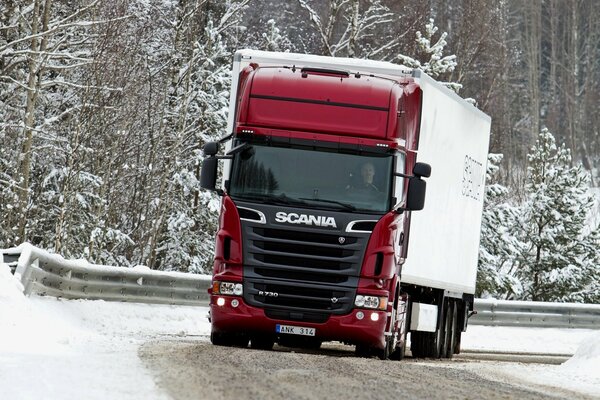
[1, 262, 599, 399]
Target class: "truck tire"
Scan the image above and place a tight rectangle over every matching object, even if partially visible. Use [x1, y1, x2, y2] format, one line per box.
[211, 331, 249, 348]
[389, 308, 407, 360]
[250, 336, 275, 350]
[378, 290, 407, 360]
[355, 344, 373, 357]
[454, 330, 462, 354]
[427, 299, 446, 358]
[444, 300, 457, 359]
[389, 340, 406, 360]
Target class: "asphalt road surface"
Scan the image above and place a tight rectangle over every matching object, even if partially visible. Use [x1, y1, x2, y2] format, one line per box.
[139, 339, 588, 400]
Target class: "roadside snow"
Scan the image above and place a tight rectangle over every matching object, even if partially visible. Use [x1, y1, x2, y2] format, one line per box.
[563, 331, 600, 370]
[462, 325, 595, 354]
[2, 259, 599, 399]
[0, 262, 210, 400]
[459, 324, 600, 397]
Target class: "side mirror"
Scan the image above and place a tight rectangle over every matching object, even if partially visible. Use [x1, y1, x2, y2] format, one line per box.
[200, 156, 218, 191]
[413, 162, 431, 178]
[406, 177, 427, 211]
[203, 141, 219, 156]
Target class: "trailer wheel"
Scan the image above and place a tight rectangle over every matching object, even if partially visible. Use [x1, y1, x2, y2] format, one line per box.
[443, 300, 457, 359]
[454, 330, 462, 354]
[427, 298, 446, 358]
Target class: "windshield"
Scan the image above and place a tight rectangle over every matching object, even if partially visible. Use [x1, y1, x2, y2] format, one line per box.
[229, 144, 393, 213]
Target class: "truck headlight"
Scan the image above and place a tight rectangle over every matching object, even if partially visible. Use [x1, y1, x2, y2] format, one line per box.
[213, 281, 243, 296]
[355, 295, 387, 310]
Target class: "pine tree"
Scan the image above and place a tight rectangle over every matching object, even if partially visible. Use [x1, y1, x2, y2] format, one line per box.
[477, 153, 522, 298]
[514, 128, 600, 302]
[259, 19, 292, 52]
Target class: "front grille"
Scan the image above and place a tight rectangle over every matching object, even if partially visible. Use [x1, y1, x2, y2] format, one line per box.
[242, 223, 368, 317]
[254, 268, 347, 284]
[254, 253, 349, 270]
[244, 279, 353, 314]
[265, 309, 329, 324]
[255, 241, 354, 259]
[253, 227, 358, 246]
[246, 226, 363, 282]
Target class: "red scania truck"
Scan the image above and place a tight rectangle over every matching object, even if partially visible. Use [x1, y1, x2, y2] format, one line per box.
[201, 49, 491, 359]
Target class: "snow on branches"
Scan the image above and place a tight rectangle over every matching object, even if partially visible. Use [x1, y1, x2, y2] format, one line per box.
[479, 129, 600, 302]
[514, 128, 600, 302]
[398, 18, 461, 92]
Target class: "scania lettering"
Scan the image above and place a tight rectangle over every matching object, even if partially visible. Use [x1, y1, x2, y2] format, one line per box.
[275, 212, 337, 228]
[201, 50, 491, 359]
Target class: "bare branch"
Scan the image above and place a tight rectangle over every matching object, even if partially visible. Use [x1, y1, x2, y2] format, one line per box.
[40, 79, 123, 92]
[0, 14, 132, 53]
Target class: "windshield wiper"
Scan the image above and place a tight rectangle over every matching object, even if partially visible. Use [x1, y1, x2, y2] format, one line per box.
[298, 197, 356, 211]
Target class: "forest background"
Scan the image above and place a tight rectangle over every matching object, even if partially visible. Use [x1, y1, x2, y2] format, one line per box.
[1, 0, 599, 302]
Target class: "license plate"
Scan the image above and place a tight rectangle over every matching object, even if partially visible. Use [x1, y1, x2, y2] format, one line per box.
[276, 324, 316, 336]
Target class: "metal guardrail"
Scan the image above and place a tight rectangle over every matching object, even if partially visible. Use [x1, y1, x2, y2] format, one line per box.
[1, 244, 211, 306]
[471, 298, 600, 329]
[2, 244, 599, 329]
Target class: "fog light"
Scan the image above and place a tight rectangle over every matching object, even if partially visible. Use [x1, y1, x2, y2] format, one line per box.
[231, 299, 239, 308]
[356, 311, 364, 320]
[217, 297, 225, 306]
[370, 312, 379, 322]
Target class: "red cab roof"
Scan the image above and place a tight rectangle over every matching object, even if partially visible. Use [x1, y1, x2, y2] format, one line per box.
[238, 67, 402, 140]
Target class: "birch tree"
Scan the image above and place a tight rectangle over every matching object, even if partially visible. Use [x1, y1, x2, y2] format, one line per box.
[296, 0, 398, 59]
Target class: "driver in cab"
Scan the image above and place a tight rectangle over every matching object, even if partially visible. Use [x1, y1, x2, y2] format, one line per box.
[347, 162, 379, 193]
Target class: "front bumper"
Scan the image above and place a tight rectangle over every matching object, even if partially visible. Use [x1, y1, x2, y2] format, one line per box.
[210, 295, 387, 349]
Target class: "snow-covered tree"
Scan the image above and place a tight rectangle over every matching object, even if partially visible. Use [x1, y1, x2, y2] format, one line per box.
[477, 153, 522, 298]
[513, 128, 600, 302]
[0, 0, 125, 249]
[156, 21, 232, 272]
[148, 1, 248, 273]
[259, 19, 292, 52]
[297, 0, 396, 58]
[397, 18, 461, 92]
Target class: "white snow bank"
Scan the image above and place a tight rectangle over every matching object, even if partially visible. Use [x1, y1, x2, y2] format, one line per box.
[0, 262, 211, 400]
[556, 332, 600, 396]
[461, 325, 595, 354]
[460, 324, 600, 396]
[561, 330, 600, 374]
